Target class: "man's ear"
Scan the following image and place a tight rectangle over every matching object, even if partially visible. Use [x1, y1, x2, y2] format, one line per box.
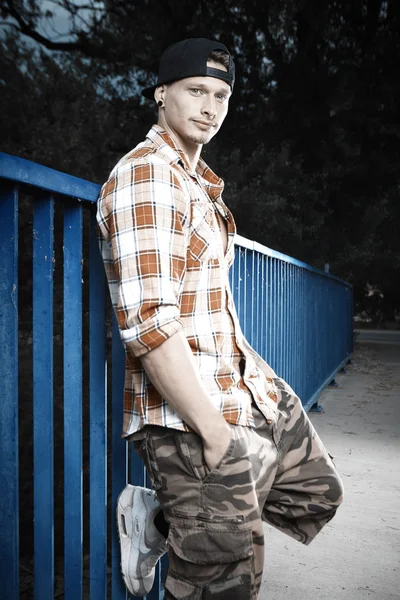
[154, 85, 166, 106]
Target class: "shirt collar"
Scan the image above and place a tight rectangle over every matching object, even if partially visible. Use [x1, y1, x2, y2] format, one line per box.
[146, 125, 224, 200]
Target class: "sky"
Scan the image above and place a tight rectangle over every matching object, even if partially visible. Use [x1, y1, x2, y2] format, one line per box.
[37, 0, 74, 39]
[2, 0, 105, 44]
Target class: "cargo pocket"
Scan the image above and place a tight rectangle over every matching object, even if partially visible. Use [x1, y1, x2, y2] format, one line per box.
[165, 511, 254, 599]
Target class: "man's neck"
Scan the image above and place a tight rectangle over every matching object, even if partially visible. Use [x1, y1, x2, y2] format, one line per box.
[157, 120, 202, 171]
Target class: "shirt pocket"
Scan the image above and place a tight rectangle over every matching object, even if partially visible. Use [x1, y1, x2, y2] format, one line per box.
[188, 201, 218, 262]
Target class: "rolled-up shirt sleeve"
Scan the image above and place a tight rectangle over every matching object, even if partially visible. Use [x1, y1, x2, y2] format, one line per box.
[97, 156, 190, 357]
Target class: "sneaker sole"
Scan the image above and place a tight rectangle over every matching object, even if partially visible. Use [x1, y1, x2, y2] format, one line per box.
[116, 485, 157, 597]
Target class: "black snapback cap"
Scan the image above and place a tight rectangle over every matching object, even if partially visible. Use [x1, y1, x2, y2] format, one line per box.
[141, 38, 235, 100]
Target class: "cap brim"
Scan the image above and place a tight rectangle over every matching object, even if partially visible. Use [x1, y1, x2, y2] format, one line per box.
[141, 85, 157, 100]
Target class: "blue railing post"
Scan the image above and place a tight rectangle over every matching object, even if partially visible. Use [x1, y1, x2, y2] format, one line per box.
[0, 181, 19, 600]
[111, 314, 128, 600]
[63, 203, 84, 600]
[89, 213, 108, 599]
[33, 193, 55, 600]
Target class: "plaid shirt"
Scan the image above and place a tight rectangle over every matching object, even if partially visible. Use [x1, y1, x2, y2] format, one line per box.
[97, 125, 278, 437]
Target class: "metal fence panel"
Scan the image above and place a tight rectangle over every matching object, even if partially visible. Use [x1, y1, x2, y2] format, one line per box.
[230, 237, 353, 409]
[0, 152, 352, 600]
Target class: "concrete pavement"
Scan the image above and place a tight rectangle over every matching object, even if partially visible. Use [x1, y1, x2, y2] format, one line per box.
[259, 340, 400, 600]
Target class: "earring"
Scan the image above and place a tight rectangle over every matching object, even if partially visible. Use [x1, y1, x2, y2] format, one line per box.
[157, 100, 164, 107]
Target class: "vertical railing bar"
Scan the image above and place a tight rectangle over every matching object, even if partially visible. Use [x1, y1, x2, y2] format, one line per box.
[239, 248, 245, 332]
[278, 260, 283, 376]
[280, 260, 283, 376]
[321, 276, 325, 384]
[0, 182, 19, 600]
[277, 261, 282, 378]
[63, 203, 83, 600]
[242, 248, 246, 334]
[290, 264, 295, 388]
[289, 264, 294, 385]
[271, 259, 277, 371]
[266, 255, 270, 362]
[229, 244, 236, 295]
[255, 253, 259, 355]
[283, 262, 288, 382]
[281, 262, 286, 381]
[235, 248, 240, 326]
[241, 248, 248, 338]
[241, 249, 246, 339]
[282, 261, 285, 380]
[129, 444, 146, 487]
[289, 263, 292, 382]
[315, 274, 320, 396]
[318, 275, 322, 391]
[249, 249, 254, 345]
[297, 265, 300, 389]
[304, 269, 308, 400]
[33, 193, 55, 600]
[260, 254, 265, 358]
[299, 267, 305, 400]
[267, 257, 273, 364]
[269, 259, 274, 369]
[264, 256, 268, 361]
[277, 259, 281, 374]
[304, 268, 308, 399]
[282, 261, 286, 378]
[306, 270, 311, 400]
[287, 263, 291, 383]
[256, 252, 260, 353]
[292, 264, 296, 391]
[233, 247, 240, 326]
[111, 313, 128, 600]
[89, 212, 108, 599]
[146, 567, 161, 600]
[272, 257, 276, 366]
[251, 250, 255, 349]
[244, 248, 247, 337]
[249, 251, 254, 348]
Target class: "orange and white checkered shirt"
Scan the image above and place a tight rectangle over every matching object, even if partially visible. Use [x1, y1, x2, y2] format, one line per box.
[97, 125, 278, 437]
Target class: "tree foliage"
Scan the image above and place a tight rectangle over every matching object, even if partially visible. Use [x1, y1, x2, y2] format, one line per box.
[1, 0, 399, 320]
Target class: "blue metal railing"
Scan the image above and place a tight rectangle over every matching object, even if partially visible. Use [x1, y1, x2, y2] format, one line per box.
[0, 152, 353, 600]
[230, 236, 353, 410]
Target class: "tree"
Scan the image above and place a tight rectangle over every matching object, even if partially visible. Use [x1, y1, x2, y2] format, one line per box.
[1, 0, 399, 319]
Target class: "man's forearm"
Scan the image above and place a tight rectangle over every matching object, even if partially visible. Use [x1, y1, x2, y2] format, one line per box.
[139, 329, 229, 442]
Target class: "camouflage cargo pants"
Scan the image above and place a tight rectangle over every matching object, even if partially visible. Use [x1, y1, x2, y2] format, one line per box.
[133, 377, 344, 599]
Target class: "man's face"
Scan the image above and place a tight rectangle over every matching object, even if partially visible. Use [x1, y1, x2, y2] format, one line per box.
[157, 61, 231, 149]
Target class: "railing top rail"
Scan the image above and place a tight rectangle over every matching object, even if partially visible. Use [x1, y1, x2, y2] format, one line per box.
[0, 151, 352, 288]
[235, 234, 353, 287]
[0, 152, 101, 203]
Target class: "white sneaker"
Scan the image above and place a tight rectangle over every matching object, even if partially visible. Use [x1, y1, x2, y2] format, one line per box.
[117, 484, 168, 597]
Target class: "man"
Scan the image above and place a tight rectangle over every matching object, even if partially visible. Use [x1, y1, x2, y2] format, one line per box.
[97, 38, 344, 600]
